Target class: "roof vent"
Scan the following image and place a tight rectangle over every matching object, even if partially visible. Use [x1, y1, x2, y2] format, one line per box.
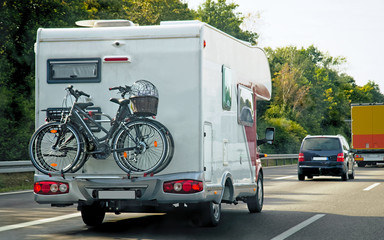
[75, 20, 135, 28]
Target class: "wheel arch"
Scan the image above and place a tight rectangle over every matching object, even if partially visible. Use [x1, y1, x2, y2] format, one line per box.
[219, 171, 234, 204]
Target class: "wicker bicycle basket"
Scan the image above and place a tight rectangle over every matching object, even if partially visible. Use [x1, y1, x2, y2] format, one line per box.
[130, 80, 159, 116]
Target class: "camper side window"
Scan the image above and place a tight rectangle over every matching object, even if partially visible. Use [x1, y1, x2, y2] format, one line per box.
[47, 58, 101, 83]
[222, 65, 232, 111]
[238, 85, 254, 127]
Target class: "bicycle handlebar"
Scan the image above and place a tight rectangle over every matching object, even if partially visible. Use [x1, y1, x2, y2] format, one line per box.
[109, 85, 131, 98]
[66, 85, 91, 100]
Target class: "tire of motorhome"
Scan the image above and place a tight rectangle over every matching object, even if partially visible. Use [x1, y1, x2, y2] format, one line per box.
[80, 204, 105, 226]
[112, 119, 169, 174]
[29, 122, 84, 175]
[247, 172, 264, 213]
[198, 201, 221, 227]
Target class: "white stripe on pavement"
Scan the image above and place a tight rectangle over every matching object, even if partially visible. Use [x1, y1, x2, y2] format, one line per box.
[271, 214, 326, 240]
[0, 212, 81, 232]
[273, 175, 295, 180]
[363, 183, 381, 191]
[0, 190, 33, 196]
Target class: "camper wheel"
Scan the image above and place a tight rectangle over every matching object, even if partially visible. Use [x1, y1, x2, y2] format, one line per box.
[80, 204, 105, 226]
[195, 201, 221, 227]
[247, 172, 264, 213]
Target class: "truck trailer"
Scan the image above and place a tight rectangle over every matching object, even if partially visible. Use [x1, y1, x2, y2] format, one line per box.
[351, 103, 384, 167]
[32, 19, 274, 227]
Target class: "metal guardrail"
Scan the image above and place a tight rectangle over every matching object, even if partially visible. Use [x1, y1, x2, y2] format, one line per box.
[262, 154, 298, 167]
[264, 154, 298, 160]
[0, 161, 34, 173]
[0, 154, 299, 173]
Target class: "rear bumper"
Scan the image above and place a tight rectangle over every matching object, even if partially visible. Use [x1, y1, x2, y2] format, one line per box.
[298, 164, 346, 177]
[34, 172, 222, 210]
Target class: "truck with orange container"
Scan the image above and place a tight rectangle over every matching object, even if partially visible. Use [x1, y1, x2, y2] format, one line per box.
[351, 103, 384, 167]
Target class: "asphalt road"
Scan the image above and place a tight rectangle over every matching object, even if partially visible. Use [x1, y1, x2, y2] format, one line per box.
[1, 165, 384, 240]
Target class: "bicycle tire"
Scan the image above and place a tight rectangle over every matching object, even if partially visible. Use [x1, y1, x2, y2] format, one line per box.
[29, 122, 84, 174]
[144, 119, 174, 173]
[112, 119, 168, 174]
[69, 132, 90, 173]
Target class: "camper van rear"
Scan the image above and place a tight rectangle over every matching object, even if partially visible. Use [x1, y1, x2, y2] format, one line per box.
[32, 20, 273, 227]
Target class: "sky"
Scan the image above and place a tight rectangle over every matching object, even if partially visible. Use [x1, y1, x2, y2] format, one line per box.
[186, 0, 384, 93]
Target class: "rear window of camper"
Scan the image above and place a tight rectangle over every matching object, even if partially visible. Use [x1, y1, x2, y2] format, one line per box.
[47, 58, 101, 83]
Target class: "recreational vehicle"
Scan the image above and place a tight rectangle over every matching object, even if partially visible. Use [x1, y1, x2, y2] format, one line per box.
[32, 20, 274, 227]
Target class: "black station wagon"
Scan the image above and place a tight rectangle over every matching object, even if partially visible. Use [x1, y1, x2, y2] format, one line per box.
[298, 135, 355, 181]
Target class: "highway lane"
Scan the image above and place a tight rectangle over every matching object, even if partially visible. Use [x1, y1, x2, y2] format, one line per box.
[1, 165, 384, 239]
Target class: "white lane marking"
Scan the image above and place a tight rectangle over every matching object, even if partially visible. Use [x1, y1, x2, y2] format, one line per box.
[363, 183, 381, 191]
[271, 214, 326, 240]
[273, 175, 295, 180]
[0, 190, 33, 196]
[0, 212, 81, 232]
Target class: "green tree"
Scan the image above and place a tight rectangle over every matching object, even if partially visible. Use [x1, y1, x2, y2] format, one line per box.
[196, 0, 258, 44]
[260, 45, 384, 153]
[0, 0, 195, 160]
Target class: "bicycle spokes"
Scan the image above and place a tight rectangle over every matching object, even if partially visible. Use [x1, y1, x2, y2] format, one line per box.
[113, 120, 168, 173]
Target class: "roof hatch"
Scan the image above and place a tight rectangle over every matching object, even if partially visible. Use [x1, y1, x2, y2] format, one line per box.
[75, 19, 135, 28]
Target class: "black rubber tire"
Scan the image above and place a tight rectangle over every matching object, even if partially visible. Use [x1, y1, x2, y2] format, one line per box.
[348, 164, 355, 179]
[341, 170, 348, 181]
[199, 201, 221, 227]
[298, 174, 305, 181]
[112, 119, 168, 174]
[144, 119, 174, 173]
[357, 162, 366, 168]
[81, 205, 105, 226]
[247, 172, 264, 213]
[29, 122, 84, 174]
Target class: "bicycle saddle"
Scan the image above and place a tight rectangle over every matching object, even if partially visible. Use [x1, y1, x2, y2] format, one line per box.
[74, 102, 94, 110]
[110, 98, 130, 106]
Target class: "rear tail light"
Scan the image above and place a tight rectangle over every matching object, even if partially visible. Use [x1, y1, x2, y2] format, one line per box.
[337, 153, 345, 162]
[298, 153, 305, 162]
[163, 180, 203, 194]
[34, 181, 69, 195]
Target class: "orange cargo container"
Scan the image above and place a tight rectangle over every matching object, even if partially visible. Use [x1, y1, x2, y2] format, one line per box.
[351, 103, 384, 167]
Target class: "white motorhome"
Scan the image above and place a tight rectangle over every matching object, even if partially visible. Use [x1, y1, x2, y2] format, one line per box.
[33, 20, 274, 227]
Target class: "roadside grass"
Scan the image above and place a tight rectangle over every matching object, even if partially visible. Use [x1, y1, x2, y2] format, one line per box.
[0, 172, 34, 193]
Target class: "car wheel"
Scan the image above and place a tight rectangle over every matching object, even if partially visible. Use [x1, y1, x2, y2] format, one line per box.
[341, 171, 348, 181]
[247, 173, 264, 213]
[193, 201, 221, 227]
[298, 174, 305, 181]
[357, 162, 366, 167]
[348, 165, 355, 179]
[81, 205, 105, 226]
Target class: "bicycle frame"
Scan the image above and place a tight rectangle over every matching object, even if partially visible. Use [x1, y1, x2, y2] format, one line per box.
[64, 99, 136, 154]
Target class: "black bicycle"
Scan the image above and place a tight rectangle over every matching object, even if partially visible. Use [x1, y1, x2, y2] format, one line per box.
[29, 80, 174, 175]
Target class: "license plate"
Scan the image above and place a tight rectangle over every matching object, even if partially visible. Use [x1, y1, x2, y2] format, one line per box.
[98, 191, 135, 199]
[313, 157, 328, 161]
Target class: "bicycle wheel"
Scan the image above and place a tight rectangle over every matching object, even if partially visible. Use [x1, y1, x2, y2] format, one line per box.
[29, 122, 84, 174]
[112, 119, 168, 174]
[145, 119, 174, 173]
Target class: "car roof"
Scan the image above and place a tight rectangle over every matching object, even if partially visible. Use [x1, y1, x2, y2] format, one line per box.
[303, 135, 344, 140]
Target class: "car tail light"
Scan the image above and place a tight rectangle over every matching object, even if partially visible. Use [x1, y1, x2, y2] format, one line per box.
[34, 181, 69, 195]
[163, 180, 203, 194]
[298, 153, 305, 162]
[337, 153, 344, 162]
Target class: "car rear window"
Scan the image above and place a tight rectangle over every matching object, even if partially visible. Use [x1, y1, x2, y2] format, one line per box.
[302, 138, 341, 151]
